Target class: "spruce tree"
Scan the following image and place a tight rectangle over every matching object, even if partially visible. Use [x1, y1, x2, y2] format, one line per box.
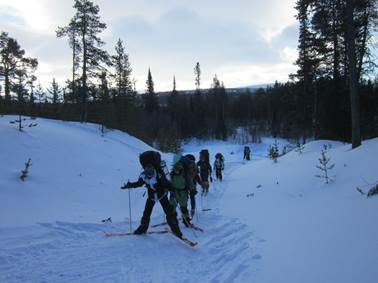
[48, 78, 62, 104]
[143, 68, 158, 112]
[112, 39, 132, 97]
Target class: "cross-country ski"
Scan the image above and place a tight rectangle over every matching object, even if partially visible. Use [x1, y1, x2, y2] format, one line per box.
[105, 230, 169, 237]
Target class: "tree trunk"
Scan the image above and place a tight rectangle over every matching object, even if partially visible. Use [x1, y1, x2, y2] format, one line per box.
[345, 0, 361, 148]
[81, 23, 87, 122]
[4, 68, 10, 103]
[72, 33, 76, 103]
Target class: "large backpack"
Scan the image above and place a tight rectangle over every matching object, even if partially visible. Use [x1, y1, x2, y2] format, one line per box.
[179, 155, 196, 176]
[171, 162, 186, 190]
[200, 149, 210, 163]
[177, 155, 196, 189]
[185, 154, 195, 162]
[139, 151, 162, 172]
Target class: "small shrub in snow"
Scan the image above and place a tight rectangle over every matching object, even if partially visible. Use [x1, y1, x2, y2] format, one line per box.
[10, 115, 38, 132]
[367, 184, 378, 198]
[102, 217, 112, 223]
[295, 141, 305, 155]
[268, 141, 279, 163]
[20, 158, 32, 181]
[315, 149, 335, 184]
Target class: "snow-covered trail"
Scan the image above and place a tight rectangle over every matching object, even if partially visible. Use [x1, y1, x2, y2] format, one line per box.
[2, 117, 376, 282]
[0, 138, 261, 283]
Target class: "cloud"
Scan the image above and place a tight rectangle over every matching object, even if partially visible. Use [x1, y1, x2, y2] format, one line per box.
[1, 0, 299, 91]
[111, 7, 288, 90]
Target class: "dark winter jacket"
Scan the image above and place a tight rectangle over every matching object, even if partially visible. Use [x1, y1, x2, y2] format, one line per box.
[213, 159, 224, 171]
[128, 170, 171, 200]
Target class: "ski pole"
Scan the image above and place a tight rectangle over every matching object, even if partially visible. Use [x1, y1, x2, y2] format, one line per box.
[195, 205, 199, 223]
[128, 180, 132, 232]
[201, 193, 203, 210]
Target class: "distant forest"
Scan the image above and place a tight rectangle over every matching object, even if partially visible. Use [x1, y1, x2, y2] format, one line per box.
[1, 0, 378, 152]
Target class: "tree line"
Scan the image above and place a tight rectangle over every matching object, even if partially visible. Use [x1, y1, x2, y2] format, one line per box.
[1, 0, 378, 151]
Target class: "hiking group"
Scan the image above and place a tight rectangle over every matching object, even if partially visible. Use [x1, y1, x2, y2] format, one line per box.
[120, 149, 225, 239]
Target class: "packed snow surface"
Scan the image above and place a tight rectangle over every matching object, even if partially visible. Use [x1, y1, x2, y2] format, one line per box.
[0, 115, 377, 283]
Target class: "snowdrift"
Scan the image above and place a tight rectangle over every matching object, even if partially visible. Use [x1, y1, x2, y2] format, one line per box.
[0, 116, 154, 227]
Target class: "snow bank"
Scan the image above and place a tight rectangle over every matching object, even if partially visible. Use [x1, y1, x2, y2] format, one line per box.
[220, 137, 378, 283]
[0, 116, 155, 227]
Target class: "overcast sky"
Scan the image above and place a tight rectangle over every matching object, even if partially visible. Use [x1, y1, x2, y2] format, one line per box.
[0, 0, 299, 91]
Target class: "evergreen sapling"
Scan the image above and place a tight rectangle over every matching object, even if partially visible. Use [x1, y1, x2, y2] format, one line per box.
[268, 141, 279, 163]
[315, 149, 335, 184]
[9, 115, 38, 131]
[20, 158, 32, 181]
[295, 141, 305, 155]
[367, 184, 378, 197]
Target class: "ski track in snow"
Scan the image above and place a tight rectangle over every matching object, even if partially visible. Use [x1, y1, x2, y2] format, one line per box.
[0, 158, 259, 283]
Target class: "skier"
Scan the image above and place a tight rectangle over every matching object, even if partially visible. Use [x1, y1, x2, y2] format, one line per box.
[197, 150, 212, 195]
[184, 154, 201, 217]
[121, 163, 182, 238]
[243, 146, 251, 161]
[213, 153, 225, 181]
[169, 161, 192, 227]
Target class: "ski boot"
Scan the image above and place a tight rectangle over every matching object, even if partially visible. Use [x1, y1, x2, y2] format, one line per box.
[133, 225, 148, 235]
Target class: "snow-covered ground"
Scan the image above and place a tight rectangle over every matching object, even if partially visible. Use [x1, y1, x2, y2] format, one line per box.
[0, 115, 377, 283]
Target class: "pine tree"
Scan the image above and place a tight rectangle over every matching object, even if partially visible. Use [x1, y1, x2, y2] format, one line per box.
[99, 70, 110, 134]
[192, 61, 206, 137]
[0, 32, 38, 106]
[56, 0, 110, 122]
[194, 62, 201, 91]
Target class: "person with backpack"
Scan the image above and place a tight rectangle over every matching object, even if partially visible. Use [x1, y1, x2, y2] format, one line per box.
[197, 149, 212, 195]
[169, 161, 192, 227]
[243, 146, 251, 161]
[183, 154, 201, 217]
[121, 151, 182, 238]
[214, 153, 225, 181]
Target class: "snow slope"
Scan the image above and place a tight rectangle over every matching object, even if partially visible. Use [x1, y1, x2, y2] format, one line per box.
[219, 139, 378, 283]
[0, 116, 154, 228]
[1, 115, 377, 283]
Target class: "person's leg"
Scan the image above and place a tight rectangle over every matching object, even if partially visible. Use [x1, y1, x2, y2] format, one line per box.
[169, 191, 178, 214]
[203, 181, 209, 194]
[134, 198, 155, 234]
[159, 195, 182, 237]
[216, 169, 221, 180]
[176, 191, 190, 227]
[189, 189, 196, 217]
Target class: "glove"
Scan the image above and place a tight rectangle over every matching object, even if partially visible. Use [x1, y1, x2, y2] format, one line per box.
[210, 176, 213, 182]
[121, 182, 132, 189]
